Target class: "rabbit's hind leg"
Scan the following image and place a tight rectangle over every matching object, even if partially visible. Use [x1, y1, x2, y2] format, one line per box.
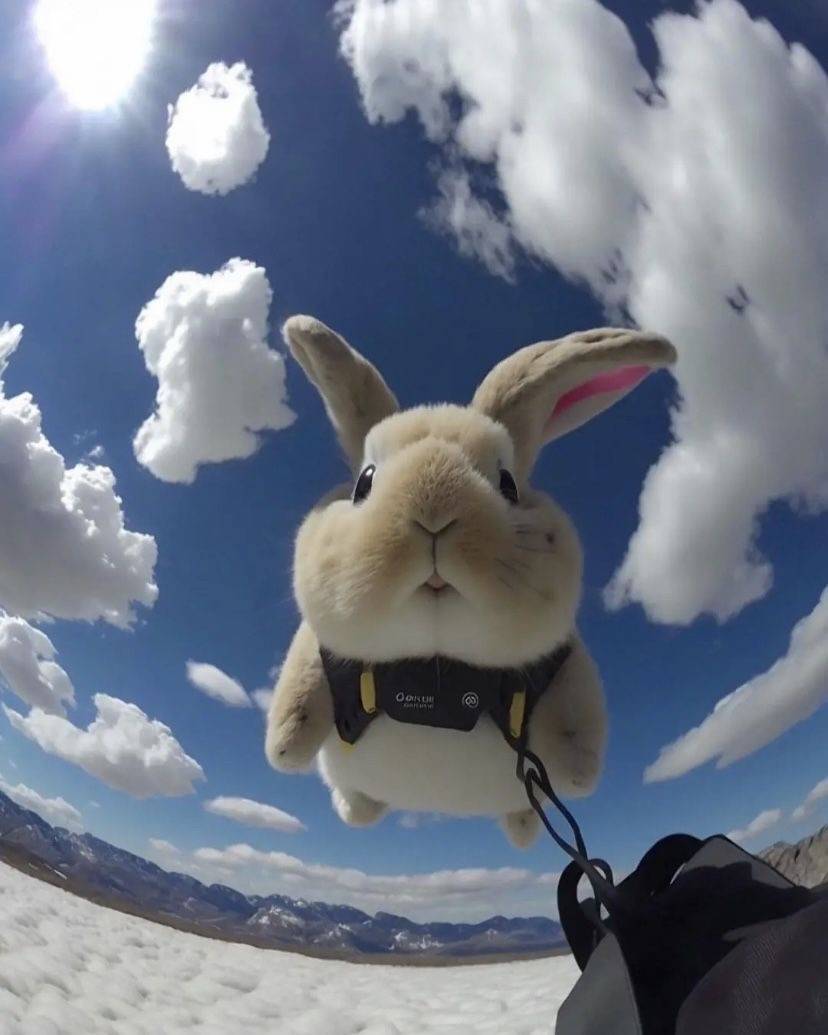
[332, 786, 388, 826]
[500, 807, 540, 848]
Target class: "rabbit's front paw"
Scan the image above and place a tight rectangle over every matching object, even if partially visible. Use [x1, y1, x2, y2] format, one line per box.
[266, 706, 326, 772]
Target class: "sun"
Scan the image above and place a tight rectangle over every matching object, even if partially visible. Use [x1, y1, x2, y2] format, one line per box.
[35, 0, 156, 111]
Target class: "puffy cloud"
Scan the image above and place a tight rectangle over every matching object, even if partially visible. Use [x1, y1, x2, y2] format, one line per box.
[397, 812, 450, 830]
[203, 796, 305, 833]
[0, 775, 83, 833]
[0, 613, 75, 715]
[3, 694, 205, 798]
[338, 0, 828, 625]
[424, 168, 517, 282]
[186, 661, 250, 708]
[250, 688, 273, 713]
[338, 0, 646, 281]
[0, 324, 157, 626]
[192, 841, 558, 914]
[133, 259, 295, 483]
[792, 778, 828, 823]
[166, 62, 270, 195]
[147, 837, 184, 867]
[0, 322, 22, 365]
[250, 662, 282, 713]
[398, 812, 423, 830]
[726, 808, 782, 844]
[149, 837, 180, 854]
[645, 587, 828, 781]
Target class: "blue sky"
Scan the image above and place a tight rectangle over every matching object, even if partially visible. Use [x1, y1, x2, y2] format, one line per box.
[1, 0, 827, 922]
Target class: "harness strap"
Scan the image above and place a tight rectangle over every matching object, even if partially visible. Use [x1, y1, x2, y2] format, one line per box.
[320, 642, 572, 748]
[359, 669, 377, 715]
[509, 689, 526, 740]
[322, 641, 621, 934]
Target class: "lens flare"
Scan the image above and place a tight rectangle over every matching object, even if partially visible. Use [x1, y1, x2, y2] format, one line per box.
[35, 0, 156, 111]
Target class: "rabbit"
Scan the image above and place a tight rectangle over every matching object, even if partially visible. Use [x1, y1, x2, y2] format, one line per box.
[265, 316, 676, 847]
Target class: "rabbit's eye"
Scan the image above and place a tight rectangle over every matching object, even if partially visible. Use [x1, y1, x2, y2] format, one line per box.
[499, 469, 519, 505]
[353, 464, 376, 503]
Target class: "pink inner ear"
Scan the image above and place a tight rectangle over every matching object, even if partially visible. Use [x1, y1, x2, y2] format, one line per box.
[549, 364, 651, 422]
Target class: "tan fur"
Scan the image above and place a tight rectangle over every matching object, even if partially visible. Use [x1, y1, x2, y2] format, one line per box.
[294, 407, 582, 668]
[266, 318, 675, 847]
[525, 637, 608, 797]
[283, 316, 399, 470]
[473, 328, 676, 482]
[265, 621, 333, 772]
[501, 808, 541, 849]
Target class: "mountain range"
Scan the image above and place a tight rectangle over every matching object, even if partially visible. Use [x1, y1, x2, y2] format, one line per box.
[5, 788, 824, 962]
[758, 824, 828, 888]
[0, 789, 565, 961]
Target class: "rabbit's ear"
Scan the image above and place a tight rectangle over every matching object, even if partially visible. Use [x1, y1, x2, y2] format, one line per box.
[283, 315, 399, 470]
[472, 328, 676, 480]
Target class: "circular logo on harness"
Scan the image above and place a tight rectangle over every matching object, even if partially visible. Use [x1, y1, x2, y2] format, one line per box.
[461, 692, 480, 710]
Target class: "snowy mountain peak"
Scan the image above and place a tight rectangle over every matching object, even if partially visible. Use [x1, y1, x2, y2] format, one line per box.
[0, 790, 564, 958]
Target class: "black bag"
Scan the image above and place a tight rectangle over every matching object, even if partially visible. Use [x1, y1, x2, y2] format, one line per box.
[554, 833, 828, 1035]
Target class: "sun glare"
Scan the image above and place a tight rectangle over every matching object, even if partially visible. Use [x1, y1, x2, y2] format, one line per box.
[35, 0, 156, 111]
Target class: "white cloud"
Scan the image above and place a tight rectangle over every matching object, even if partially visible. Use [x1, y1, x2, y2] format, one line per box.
[0, 323, 157, 626]
[250, 688, 273, 713]
[166, 62, 270, 195]
[190, 841, 559, 919]
[645, 587, 828, 781]
[0, 775, 83, 833]
[149, 837, 178, 852]
[3, 694, 205, 798]
[186, 661, 250, 708]
[792, 777, 828, 822]
[250, 662, 282, 713]
[144, 835, 561, 920]
[203, 796, 305, 833]
[0, 322, 22, 366]
[148, 837, 182, 862]
[338, 0, 828, 625]
[0, 613, 75, 715]
[133, 259, 295, 483]
[726, 808, 782, 844]
[397, 811, 450, 830]
[423, 167, 516, 282]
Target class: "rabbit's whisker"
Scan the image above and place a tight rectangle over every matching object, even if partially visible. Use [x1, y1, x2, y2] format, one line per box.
[495, 573, 517, 594]
[495, 558, 552, 602]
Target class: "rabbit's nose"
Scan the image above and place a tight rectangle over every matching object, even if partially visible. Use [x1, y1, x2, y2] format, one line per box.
[413, 518, 457, 540]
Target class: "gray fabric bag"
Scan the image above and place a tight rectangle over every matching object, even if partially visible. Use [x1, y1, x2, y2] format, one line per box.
[554, 833, 828, 1035]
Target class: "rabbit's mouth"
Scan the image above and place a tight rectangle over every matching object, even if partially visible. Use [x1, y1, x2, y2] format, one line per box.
[423, 571, 452, 595]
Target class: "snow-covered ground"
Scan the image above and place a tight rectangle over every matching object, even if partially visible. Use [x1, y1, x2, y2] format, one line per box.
[0, 863, 578, 1034]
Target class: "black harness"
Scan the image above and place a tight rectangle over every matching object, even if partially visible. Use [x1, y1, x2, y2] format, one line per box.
[320, 641, 573, 750]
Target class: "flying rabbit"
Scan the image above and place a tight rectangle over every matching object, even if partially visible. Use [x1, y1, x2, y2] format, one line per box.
[265, 317, 675, 847]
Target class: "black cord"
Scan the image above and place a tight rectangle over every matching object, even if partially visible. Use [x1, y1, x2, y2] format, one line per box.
[515, 742, 622, 911]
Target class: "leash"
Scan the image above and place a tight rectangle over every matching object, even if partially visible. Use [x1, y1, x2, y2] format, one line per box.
[514, 740, 620, 920]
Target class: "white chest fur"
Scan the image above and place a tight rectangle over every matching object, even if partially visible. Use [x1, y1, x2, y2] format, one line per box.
[317, 714, 530, 816]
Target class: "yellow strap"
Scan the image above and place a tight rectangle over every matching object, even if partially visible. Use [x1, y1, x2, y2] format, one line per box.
[509, 689, 526, 740]
[360, 668, 377, 714]
[339, 669, 376, 748]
